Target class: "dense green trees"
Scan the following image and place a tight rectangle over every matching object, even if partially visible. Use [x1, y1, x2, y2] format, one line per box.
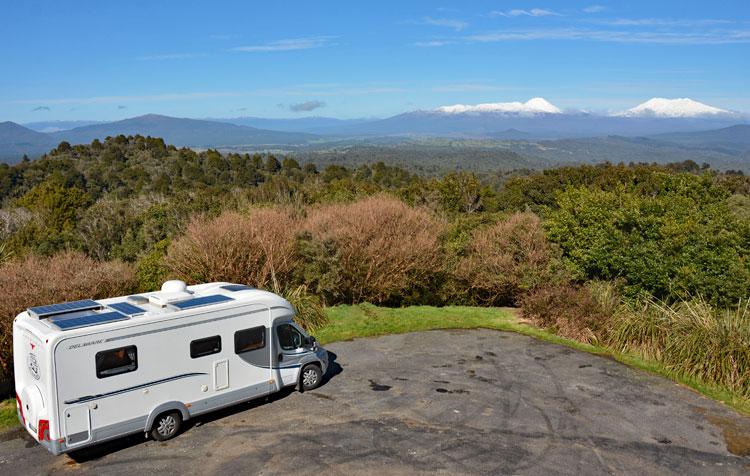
[545, 174, 750, 306]
[0, 135, 748, 307]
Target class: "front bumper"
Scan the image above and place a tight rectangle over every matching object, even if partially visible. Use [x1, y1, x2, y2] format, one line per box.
[315, 346, 329, 374]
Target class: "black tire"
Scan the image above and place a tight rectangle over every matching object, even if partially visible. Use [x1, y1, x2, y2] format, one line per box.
[150, 411, 182, 441]
[300, 364, 322, 391]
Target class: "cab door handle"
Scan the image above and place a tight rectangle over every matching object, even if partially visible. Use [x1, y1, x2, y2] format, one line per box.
[278, 353, 284, 362]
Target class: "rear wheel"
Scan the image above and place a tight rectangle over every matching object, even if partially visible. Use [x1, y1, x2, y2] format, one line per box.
[300, 364, 322, 391]
[150, 411, 182, 441]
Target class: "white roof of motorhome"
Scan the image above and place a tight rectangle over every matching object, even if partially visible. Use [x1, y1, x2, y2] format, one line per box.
[17, 281, 292, 339]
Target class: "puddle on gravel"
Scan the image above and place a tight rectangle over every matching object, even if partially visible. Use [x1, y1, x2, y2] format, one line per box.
[435, 388, 470, 394]
[369, 380, 392, 391]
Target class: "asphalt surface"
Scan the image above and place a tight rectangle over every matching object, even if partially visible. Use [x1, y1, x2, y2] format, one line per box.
[1, 329, 749, 475]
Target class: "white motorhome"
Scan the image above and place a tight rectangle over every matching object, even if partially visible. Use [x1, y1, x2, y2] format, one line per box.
[13, 280, 328, 455]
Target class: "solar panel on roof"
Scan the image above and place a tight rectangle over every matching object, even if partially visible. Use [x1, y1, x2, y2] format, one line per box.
[220, 284, 253, 292]
[28, 299, 101, 319]
[109, 302, 145, 316]
[49, 311, 128, 331]
[172, 294, 234, 310]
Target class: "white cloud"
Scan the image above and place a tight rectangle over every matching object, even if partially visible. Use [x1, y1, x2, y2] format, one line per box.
[466, 28, 750, 45]
[289, 100, 326, 112]
[420, 16, 468, 31]
[489, 8, 561, 18]
[11, 92, 240, 105]
[209, 34, 241, 40]
[229, 36, 336, 52]
[431, 83, 524, 93]
[9, 83, 411, 107]
[135, 53, 203, 61]
[583, 5, 606, 13]
[414, 40, 456, 47]
[592, 18, 734, 27]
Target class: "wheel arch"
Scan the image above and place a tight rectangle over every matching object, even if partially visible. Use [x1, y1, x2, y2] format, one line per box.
[145, 401, 189, 432]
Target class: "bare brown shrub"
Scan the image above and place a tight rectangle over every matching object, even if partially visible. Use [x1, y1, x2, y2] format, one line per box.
[165, 208, 300, 289]
[456, 212, 563, 305]
[520, 283, 616, 344]
[0, 252, 137, 379]
[304, 194, 445, 304]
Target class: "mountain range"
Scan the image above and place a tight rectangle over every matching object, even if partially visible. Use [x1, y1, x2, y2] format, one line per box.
[1, 98, 748, 169]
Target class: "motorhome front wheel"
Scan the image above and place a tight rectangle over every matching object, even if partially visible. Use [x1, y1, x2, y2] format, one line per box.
[300, 364, 322, 391]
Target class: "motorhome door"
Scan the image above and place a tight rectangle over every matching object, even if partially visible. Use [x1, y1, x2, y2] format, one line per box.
[233, 320, 273, 395]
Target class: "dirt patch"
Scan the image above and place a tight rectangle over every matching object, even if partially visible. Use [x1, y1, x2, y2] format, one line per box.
[705, 414, 750, 457]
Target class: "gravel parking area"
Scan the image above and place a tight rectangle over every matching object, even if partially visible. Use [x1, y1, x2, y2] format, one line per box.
[1, 329, 749, 475]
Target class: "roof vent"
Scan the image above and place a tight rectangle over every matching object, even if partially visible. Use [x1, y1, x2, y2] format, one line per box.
[149, 280, 194, 307]
[162, 280, 188, 293]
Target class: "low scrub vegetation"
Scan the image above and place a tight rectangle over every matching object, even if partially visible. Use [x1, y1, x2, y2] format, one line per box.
[520, 283, 611, 344]
[303, 195, 445, 305]
[166, 208, 299, 289]
[0, 252, 136, 380]
[1, 137, 748, 408]
[456, 212, 564, 306]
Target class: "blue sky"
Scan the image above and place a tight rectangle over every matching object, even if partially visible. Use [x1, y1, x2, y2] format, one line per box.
[2, 0, 748, 122]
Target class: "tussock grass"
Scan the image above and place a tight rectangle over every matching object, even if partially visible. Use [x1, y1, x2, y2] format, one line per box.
[281, 285, 328, 332]
[609, 298, 750, 398]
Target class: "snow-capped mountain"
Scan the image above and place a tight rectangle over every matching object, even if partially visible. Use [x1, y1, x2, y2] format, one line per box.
[619, 98, 731, 118]
[435, 97, 562, 115]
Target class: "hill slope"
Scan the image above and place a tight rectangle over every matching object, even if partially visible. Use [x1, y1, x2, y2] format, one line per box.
[53, 114, 318, 147]
[0, 122, 58, 163]
[649, 125, 750, 154]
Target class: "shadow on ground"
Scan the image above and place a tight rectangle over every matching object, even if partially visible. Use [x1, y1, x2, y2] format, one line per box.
[68, 351, 343, 463]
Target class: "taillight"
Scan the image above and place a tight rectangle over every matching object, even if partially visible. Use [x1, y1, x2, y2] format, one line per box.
[37, 419, 50, 441]
[16, 393, 25, 425]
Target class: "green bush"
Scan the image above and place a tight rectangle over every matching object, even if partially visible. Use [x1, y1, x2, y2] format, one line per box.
[545, 174, 750, 306]
[135, 239, 171, 292]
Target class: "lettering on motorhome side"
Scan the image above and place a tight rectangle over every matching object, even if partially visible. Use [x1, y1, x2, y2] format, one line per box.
[13, 281, 328, 455]
[69, 339, 104, 350]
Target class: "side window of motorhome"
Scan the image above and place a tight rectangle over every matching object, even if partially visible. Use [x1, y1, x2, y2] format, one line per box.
[278, 324, 304, 350]
[96, 345, 137, 378]
[190, 335, 222, 358]
[234, 326, 265, 353]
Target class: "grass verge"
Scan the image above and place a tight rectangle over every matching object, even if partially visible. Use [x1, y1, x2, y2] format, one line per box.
[0, 398, 16, 432]
[316, 303, 750, 416]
